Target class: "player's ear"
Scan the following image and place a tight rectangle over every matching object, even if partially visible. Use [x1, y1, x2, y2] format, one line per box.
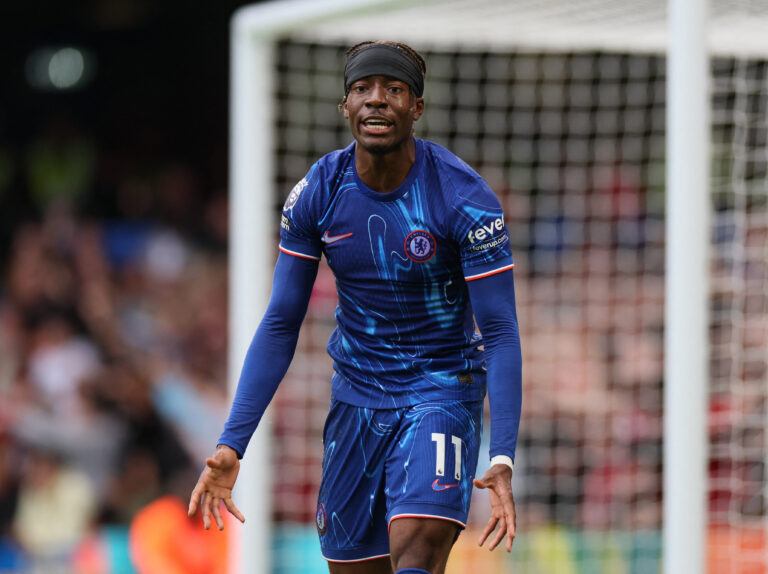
[340, 95, 349, 118]
[411, 97, 424, 121]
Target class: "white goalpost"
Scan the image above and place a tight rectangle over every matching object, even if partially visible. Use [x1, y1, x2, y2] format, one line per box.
[664, 0, 709, 572]
[229, 1, 768, 573]
[664, 0, 711, 572]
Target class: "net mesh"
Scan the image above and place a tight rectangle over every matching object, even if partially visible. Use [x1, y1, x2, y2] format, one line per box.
[709, 56, 768, 574]
[265, 39, 768, 573]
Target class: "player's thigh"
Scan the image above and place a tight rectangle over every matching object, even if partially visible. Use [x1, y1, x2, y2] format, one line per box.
[385, 399, 483, 529]
[327, 557, 392, 574]
[388, 517, 458, 574]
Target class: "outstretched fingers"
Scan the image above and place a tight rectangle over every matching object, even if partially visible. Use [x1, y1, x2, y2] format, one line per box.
[191, 490, 243, 530]
[188, 485, 202, 517]
[474, 478, 504, 549]
[200, 492, 212, 530]
[188, 446, 243, 530]
[223, 497, 246, 524]
[488, 518, 508, 551]
[500, 491, 517, 551]
[477, 512, 500, 548]
[211, 497, 225, 530]
[473, 472, 517, 552]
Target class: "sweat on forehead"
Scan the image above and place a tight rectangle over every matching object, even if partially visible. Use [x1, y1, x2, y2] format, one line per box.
[344, 43, 424, 97]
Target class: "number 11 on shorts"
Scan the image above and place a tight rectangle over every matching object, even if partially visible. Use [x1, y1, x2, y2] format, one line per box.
[432, 432, 462, 480]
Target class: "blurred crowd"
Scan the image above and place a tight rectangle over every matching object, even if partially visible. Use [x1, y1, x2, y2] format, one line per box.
[0, 110, 232, 573]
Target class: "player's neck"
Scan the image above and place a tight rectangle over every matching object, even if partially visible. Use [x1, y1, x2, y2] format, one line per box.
[354, 138, 416, 194]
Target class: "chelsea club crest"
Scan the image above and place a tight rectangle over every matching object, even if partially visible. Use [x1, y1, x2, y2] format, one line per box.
[315, 503, 327, 535]
[404, 229, 436, 262]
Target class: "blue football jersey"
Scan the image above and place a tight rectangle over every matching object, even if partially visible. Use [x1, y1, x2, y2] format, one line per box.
[279, 138, 514, 409]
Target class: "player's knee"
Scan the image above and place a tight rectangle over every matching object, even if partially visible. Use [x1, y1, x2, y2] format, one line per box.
[392, 542, 450, 573]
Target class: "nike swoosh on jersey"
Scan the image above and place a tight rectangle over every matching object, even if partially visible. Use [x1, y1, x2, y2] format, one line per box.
[321, 231, 354, 244]
[431, 479, 460, 491]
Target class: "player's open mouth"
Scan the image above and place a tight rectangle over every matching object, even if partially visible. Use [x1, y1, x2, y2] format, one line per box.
[362, 118, 392, 132]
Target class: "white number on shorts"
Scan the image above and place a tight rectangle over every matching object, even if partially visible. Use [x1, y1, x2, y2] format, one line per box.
[431, 433, 463, 480]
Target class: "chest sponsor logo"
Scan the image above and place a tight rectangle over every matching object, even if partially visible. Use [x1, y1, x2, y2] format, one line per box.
[404, 229, 436, 262]
[321, 230, 354, 245]
[281, 214, 291, 231]
[283, 177, 308, 211]
[467, 217, 508, 252]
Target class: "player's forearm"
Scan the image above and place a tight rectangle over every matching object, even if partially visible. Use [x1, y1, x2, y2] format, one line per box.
[218, 252, 318, 457]
[467, 269, 523, 461]
[484, 327, 522, 460]
[217, 320, 299, 456]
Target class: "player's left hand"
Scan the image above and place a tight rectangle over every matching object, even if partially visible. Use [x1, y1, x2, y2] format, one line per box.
[473, 463, 516, 552]
[188, 445, 245, 530]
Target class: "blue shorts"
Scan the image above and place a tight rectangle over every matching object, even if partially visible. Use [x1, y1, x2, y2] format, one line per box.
[315, 398, 483, 563]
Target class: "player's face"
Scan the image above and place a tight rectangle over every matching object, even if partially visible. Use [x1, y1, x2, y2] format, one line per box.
[343, 75, 424, 155]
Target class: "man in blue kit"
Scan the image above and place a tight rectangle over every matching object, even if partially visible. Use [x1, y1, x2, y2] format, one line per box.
[188, 40, 522, 574]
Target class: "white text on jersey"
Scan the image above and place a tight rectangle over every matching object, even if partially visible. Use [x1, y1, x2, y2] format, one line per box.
[467, 217, 504, 243]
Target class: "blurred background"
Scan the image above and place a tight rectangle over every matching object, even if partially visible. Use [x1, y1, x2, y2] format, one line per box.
[0, 1, 254, 572]
[1, 1, 768, 573]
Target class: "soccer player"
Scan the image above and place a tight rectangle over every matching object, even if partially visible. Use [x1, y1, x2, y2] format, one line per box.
[188, 40, 522, 574]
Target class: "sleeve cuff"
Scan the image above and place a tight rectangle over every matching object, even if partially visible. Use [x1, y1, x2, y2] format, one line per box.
[490, 454, 514, 473]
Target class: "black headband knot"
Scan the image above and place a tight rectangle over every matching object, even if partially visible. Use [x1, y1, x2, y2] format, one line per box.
[344, 44, 424, 97]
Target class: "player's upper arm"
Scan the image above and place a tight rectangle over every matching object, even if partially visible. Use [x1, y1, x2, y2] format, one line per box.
[279, 164, 324, 261]
[261, 251, 319, 333]
[451, 177, 514, 282]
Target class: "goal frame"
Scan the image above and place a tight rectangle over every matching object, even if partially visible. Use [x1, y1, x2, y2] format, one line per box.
[664, 1, 709, 573]
[228, 1, 711, 573]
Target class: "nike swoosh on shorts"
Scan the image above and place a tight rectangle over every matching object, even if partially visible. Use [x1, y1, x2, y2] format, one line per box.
[432, 479, 460, 491]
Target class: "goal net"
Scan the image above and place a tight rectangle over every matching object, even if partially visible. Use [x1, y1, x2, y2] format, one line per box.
[233, 1, 768, 572]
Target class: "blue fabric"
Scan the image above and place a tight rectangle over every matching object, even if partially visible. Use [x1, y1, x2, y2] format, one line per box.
[220, 137, 521, 463]
[395, 569, 431, 574]
[317, 399, 481, 561]
[0, 537, 26, 570]
[280, 138, 514, 410]
[218, 252, 318, 456]
[467, 269, 522, 461]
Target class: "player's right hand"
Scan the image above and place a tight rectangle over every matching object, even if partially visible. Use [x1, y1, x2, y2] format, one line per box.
[188, 444, 245, 530]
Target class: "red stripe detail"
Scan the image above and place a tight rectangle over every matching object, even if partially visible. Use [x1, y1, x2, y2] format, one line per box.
[278, 246, 320, 261]
[464, 263, 515, 282]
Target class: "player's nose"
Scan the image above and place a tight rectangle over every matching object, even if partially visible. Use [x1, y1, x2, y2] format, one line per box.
[365, 83, 387, 107]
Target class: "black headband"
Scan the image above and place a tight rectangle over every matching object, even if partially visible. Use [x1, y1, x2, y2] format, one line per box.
[344, 44, 424, 97]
